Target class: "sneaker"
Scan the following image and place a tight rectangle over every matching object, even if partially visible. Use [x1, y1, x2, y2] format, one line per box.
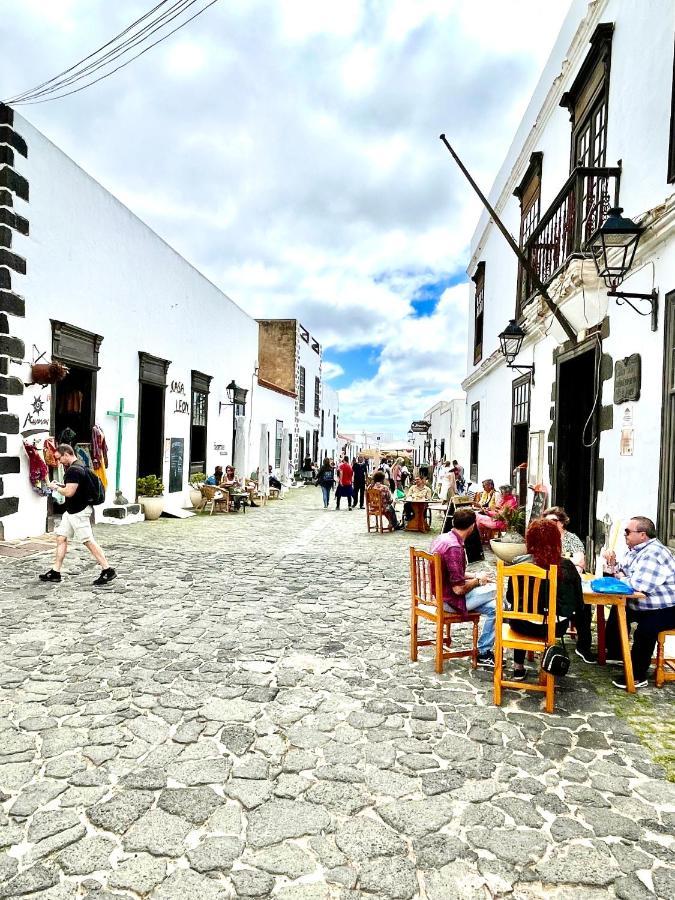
[512, 667, 528, 681]
[477, 652, 495, 669]
[93, 568, 117, 586]
[39, 569, 61, 583]
[612, 676, 648, 690]
[575, 647, 598, 664]
[605, 657, 624, 665]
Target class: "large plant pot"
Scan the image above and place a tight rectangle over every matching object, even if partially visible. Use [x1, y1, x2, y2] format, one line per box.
[139, 496, 164, 521]
[490, 538, 527, 564]
[189, 488, 202, 508]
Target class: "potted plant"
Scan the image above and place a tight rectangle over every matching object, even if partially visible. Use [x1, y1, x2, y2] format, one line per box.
[188, 472, 207, 508]
[490, 504, 527, 563]
[136, 475, 165, 521]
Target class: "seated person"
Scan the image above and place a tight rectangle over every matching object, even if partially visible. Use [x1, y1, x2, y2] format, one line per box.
[369, 471, 403, 529]
[403, 474, 432, 521]
[221, 465, 259, 508]
[268, 465, 282, 491]
[506, 518, 595, 680]
[603, 515, 675, 689]
[476, 483, 518, 537]
[205, 466, 223, 486]
[542, 506, 586, 572]
[430, 507, 496, 667]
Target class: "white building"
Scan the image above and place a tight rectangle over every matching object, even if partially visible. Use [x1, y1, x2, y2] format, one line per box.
[0, 108, 307, 539]
[461, 0, 675, 556]
[408, 400, 467, 471]
[320, 382, 339, 462]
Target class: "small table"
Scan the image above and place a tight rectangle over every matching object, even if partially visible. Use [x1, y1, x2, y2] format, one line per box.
[581, 578, 644, 694]
[401, 499, 431, 533]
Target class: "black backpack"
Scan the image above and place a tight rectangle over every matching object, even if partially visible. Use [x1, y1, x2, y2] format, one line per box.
[85, 469, 106, 506]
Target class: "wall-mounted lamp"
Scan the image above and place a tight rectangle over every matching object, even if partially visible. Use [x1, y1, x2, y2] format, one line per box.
[498, 320, 535, 383]
[219, 380, 249, 464]
[586, 207, 659, 331]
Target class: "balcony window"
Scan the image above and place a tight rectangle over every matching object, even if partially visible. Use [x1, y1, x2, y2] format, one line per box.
[669, 35, 675, 184]
[314, 376, 320, 418]
[470, 402, 480, 483]
[299, 366, 305, 413]
[472, 263, 485, 365]
[514, 153, 542, 317]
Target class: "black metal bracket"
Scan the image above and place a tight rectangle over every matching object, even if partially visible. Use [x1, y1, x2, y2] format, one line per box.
[607, 288, 658, 332]
[506, 363, 535, 385]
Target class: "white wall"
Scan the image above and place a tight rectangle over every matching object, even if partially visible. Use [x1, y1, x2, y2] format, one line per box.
[251, 383, 295, 475]
[320, 382, 339, 462]
[296, 328, 322, 463]
[3, 115, 280, 539]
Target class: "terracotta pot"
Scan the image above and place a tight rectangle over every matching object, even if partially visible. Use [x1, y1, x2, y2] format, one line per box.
[189, 488, 202, 508]
[139, 496, 164, 521]
[490, 538, 527, 564]
[30, 361, 69, 385]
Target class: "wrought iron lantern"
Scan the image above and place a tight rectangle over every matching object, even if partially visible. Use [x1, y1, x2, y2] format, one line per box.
[498, 320, 534, 381]
[225, 379, 248, 408]
[407, 429, 413, 443]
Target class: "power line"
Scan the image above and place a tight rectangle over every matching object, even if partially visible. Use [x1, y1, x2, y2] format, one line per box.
[4, 0, 220, 105]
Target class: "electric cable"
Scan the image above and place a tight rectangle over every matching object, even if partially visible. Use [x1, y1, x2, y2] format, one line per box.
[4, 0, 219, 105]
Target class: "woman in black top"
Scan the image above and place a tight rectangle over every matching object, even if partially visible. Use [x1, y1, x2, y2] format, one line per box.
[352, 455, 368, 509]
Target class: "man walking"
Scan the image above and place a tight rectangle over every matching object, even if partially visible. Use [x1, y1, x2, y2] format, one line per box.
[430, 507, 496, 667]
[39, 444, 116, 586]
[352, 455, 368, 509]
[603, 516, 675, 689]
[335, 456, 354, 510]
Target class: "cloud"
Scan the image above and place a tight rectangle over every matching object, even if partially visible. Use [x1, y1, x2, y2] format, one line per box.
[322, 361, 345, 381]
[0, 0, 571, 435]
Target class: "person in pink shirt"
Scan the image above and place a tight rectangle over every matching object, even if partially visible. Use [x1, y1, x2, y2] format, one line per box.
[336, 457, 354, 510]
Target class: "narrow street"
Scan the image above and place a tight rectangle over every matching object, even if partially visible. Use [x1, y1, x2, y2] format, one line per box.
[0, 490, 673, 899]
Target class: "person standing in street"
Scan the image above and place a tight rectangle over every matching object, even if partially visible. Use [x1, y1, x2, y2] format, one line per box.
[352, 455, 368, 509]
[335, 456, 354, 510]
[316, 457, 335, 508]
[39, 444, 116, 586]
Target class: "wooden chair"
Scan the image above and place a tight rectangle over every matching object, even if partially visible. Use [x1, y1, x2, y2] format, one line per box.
[494, 560, 559, 714]
[366, 487, 393, 533]
[655, 629, 675, 687]
[409, 547, 479, 674]
[199, 485, 229, 515]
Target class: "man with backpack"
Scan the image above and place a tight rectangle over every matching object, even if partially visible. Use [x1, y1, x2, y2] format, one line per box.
[39, 443, 116, 586]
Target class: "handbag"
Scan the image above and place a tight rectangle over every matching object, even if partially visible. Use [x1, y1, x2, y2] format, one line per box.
[541, 634, 570, 676]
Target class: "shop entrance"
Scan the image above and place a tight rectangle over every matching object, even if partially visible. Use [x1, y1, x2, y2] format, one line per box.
[554, 340, 600, 548]
[54, 365, 95, 446]
[137, 353, 169, 480]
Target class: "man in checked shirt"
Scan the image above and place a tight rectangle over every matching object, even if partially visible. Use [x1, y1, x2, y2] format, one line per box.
[603, 516, 675, 689]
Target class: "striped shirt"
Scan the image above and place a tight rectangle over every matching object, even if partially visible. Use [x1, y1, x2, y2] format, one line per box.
[618, 538, 675, 611]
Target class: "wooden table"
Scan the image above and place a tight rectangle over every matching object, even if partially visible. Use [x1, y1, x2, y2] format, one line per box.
[400, 499, 431, 533]
[581, 578, 644, 693]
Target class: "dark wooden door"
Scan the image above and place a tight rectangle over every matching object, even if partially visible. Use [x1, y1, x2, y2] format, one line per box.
[658, 291, 675, 549]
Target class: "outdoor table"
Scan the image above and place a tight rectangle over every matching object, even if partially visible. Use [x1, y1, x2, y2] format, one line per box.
[228, 490, 249, 512]
[399, 498, 431, 533]
[581, 576, 645, 694]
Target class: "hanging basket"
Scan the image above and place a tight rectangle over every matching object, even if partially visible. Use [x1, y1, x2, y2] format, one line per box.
[29, 361, 69, 386]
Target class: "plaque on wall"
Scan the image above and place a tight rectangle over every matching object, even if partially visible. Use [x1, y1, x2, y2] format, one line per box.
[614, 354, 641, 404]
[168, 437, 184, 493]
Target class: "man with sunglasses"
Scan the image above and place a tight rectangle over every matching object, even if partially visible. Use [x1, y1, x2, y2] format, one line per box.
[603, 516, 675, 689]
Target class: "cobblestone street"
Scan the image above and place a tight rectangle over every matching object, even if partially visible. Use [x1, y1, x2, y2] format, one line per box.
[1, 488, 674, 899]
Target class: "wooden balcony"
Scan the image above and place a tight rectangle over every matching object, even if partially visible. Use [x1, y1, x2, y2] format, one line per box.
[520, 166, 621, 307]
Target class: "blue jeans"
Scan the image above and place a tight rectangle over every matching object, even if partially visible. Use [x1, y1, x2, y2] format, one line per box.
[320, 485, 332, 507]
[446, 586, 496, 655]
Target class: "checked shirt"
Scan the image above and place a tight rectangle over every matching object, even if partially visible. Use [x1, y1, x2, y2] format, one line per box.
[618, 538, 675, 611]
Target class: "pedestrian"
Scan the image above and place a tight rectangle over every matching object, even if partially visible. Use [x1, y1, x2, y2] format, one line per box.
[391, 458, 403, 492]
[438, 459, 457, 501]
[335, 456, 354, 510]
[352, 455, 368, 509]
[39, 443, 116, 586]
[400, 461, 410, 489]
[603, 516, 675, 689]
[452, 459, 465, 493]
[316, 457, 335, 508]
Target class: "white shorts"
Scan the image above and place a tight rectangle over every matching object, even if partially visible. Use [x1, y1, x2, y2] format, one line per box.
[55, 508, 94, 544]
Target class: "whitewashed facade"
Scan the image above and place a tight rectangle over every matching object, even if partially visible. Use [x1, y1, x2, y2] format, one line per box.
[296, 324, 322, 467]
[0, 109, 307, 539]
[320, 382, 339, 462]
[461, 0, 675, 556]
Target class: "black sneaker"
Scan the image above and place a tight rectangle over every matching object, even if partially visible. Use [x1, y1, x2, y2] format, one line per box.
[39, 569, 61, 583]
[93, 568, 117, 586]
[477, 652, 495, 669]
[575, 647, 598, 664]
[612, 676, 648, 690]
[512, 667, 528, 681]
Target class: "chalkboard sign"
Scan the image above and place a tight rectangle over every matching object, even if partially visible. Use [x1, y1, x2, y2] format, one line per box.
[529, 488, 547, 524]
[168, 437, 184, 493]
[614, 354, 641, 404]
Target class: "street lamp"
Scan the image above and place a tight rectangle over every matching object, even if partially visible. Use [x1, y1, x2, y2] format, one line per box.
[586, 207, 659, 331]
[220, 380, 248, 464]
[498, 320, 535, 381]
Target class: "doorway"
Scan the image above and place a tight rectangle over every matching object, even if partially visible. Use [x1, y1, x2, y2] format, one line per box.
[511, 375, 531, 472]
[189, 371, 212, 477]
[554, 341, 600, 546]
[137, 353, 169, 481]
[658, 290, 675, 548]
[54, 365, 95, 446]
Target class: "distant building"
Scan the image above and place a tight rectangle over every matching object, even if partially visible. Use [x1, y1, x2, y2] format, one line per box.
[320, 382, 339, 462]
[409, 399, 467, 469]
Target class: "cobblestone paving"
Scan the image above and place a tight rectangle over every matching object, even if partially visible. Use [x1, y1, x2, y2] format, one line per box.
[0, 488, 674, 899]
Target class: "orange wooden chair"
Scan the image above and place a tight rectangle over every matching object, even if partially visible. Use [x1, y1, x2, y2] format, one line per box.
[655, 629, 675, 687]
[494, 560, 559, 714]
[409, 547, 479, 674]
[366, 487, 393, 533]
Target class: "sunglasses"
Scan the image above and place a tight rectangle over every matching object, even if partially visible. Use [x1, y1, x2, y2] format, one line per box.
[624, 528, 642, 535]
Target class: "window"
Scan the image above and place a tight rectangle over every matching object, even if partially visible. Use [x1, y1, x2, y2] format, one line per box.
[288, 433, 292, 464]
[472, 263, 485, 365]
[305, 430, 310, 461]
[189, 370, 212, 476]
[333, 414, 336, 438]
[299, 366, 306, 413]
[312, 429, 319, 462]
[275, 419, 283, 468]
[470, 402, 480, 483]
[321, 409, 324, 437]
[560, 23, 613, 172]
[511, 375, 531, 471]
[669, 35, 675, 184]
[514, 153, 542, 315]
[314, 376, 320, 417]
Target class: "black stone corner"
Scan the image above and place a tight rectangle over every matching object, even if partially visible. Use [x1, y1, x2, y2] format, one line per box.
[0, 104, 14, 127]
[0, 497, 19, 517]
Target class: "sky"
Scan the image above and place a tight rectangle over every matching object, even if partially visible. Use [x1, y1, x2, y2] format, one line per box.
[0, 0, 572, 437]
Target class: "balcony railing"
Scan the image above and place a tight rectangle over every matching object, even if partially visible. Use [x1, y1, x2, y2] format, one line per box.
[520, 166, 621, 307]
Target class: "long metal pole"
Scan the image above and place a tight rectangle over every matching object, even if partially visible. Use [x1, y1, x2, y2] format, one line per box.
[439, 134, 577, 343]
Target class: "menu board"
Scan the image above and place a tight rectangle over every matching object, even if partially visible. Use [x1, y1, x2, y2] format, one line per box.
[529, 488, 548, 523]
[168, 437, 184, 494]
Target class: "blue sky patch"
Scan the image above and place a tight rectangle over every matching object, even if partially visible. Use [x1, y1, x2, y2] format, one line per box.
[324, 345, 381, 388]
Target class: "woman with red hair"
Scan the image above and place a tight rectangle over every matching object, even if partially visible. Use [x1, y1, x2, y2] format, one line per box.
[505, 518, 593, 680]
